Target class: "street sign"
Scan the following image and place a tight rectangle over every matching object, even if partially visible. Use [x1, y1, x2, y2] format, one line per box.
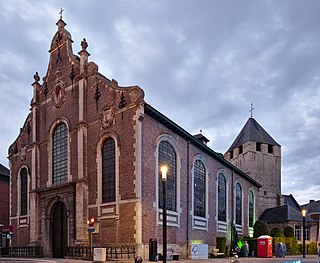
[88, 227, 95, 233]
[87, 216, 95, 227]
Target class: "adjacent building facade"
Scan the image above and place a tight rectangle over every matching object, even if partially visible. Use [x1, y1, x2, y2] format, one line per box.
[0, 164, 9, 248]
[8, 18, 261, 258]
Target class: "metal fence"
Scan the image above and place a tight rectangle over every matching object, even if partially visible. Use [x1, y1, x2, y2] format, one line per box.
[0, 246, 43, 257]
[66, 244, 136, 260]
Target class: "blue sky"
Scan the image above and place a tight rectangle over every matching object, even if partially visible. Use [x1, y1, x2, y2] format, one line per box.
[1, 0, 319, 204]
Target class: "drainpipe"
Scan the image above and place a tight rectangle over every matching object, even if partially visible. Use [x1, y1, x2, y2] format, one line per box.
[231, 170, 234, 250]
[186, 141, 190, 256]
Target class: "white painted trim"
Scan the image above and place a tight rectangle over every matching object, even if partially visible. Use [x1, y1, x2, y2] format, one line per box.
[234, 180, 244, 228]
[216, 170, 229, 232]
[96, 132, 120, 217]
[155, 134, 181, 228]
[47, 119, 71, 187]
[191, 155, 209, 231]
[247, 188, 256, 229]
[17, 166, 30, 221]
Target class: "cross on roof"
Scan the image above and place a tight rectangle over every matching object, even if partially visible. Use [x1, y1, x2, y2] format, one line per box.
[249, 102, 255, 118]
[59, 8, 64, 19]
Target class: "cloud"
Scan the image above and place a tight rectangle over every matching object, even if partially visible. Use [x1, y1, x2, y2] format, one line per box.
[1, 0, 320, 205]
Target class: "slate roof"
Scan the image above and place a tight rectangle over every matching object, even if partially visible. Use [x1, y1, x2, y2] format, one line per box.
[0, 163, 9, 177]
[283, 194, 301, 211]
[227, 118, 280, 152]
[260, 205, 317, 223]
[144, 103, 262, 188]
[302, 200, 320, 214]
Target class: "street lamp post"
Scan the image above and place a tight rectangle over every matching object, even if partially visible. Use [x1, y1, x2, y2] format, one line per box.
[301, 208, 307, 258]
[161, 165, 168, 263]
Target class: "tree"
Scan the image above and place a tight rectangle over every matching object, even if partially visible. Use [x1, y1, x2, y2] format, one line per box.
[253, 220, 269, 238]
[284, 226, 294, 237]
[270, 227, 284, 237]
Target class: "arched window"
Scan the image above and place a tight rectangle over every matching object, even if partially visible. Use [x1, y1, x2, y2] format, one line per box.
[20, 168, 28, 216]
[158, 141, 177, 211]
[248, 190, 254, 227]
[235, 182, 242, 225]
[193, 160, 206, 217]
[218, 173, 227, 221]
[102, 138, 116, 203]
[52, 123, 68, 184]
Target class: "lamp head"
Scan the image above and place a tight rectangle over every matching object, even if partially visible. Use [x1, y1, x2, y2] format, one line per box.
[161, 165, 168, 181]
[301, 208, 308, 217]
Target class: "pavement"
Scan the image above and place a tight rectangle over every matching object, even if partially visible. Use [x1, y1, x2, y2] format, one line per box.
[0, 255, 319, 263]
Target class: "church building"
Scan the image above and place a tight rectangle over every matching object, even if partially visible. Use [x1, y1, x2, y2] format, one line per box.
[8, 17, 262, 258]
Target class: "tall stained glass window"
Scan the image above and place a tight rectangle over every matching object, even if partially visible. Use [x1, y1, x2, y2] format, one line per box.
[194, 160, 206, 217]
[102, 138, 116, 203]
[218, 173, 227, 221]
[52, 123, 68, 184]
[158, 141, 177, 211]
[235, 182, 242, 225]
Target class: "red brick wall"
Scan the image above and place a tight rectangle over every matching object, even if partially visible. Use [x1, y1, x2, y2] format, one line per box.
[141, 113, 258, 247]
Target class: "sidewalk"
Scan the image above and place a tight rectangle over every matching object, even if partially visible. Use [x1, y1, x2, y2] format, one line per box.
[146, 255, 318, 263]
[0, 256, 318, 263]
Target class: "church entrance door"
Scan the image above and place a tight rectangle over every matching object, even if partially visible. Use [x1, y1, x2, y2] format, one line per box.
[51, 201, 68, 258]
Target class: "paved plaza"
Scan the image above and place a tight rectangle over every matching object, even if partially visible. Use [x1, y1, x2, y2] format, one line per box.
[0, 256, 319, 263]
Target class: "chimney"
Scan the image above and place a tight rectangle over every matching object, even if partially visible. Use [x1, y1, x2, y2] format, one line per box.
[309, 200, 315, 203]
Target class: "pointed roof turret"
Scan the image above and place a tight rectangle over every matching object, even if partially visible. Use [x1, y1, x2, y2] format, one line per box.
[227, 117, 280, 152]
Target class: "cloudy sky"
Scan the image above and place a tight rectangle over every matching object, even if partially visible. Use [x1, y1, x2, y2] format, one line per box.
[1, 0, 319, 204]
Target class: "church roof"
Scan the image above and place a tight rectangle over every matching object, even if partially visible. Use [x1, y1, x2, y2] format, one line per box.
[0, 163, 9, 177]
[260, 205, 317, 223]
[144, 103, 262, 188]
[227, 117, 280, 152]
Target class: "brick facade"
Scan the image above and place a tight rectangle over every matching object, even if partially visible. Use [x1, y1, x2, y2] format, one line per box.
[8, 18, 260, 258]
[0, 165, 9, 228]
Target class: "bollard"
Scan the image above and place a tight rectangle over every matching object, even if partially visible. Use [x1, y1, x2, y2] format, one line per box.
[135, 256, 143, 263]
[230, 255, 240, 263]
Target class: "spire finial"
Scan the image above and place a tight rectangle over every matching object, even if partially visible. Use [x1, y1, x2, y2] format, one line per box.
[59, 8, 64, 20]
[249, 102, 255, 118]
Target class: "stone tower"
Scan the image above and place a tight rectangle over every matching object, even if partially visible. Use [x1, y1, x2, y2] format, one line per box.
[224, 117, 281, 216]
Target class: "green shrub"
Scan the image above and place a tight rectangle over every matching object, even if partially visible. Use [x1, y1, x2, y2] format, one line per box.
[216, 237, 227, 254]
[307, 242, 318, 254]
[273, 237, 298, 255]
[283, 226, 294, 237]
[270, 227, 284, 237]
[253, 220, 269, 238]
[285, 237, 299, 255]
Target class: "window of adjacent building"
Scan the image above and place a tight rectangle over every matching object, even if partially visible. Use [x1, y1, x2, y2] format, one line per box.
[20, 168, 28, 216]
[235, 182, 242, 225]
[193, 160, 206, 217]
[248, 190, 254, 227]
[52, 123, 68, 184]
[268, 144, 273, 154]
[102, 138, 116, 203]
[295, 225, 301, 240]
[218, 173, 227, 222]
[306, 226, 310, 240]
[158, 141, 177, 212]
[256, 142, 261, 152]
